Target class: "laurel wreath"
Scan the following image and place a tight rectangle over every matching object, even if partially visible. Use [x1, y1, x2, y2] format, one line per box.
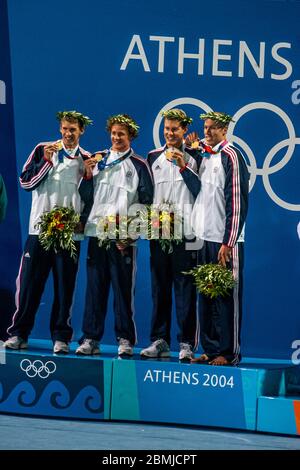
[199, 112, 234, 126]
[184, 263, 235, 299]
[161, 109, 193, 126]
[106, 114, 140, 138]
[56, 110, 93, 127]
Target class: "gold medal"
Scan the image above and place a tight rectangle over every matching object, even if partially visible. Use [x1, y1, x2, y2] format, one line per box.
[191, 141, 200, 149]
[56, 140, 63, 150]
[94, 153, 103, 162]
[165, 149, 174, 161]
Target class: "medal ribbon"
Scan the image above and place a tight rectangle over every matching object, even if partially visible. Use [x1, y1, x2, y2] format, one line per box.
[58, 147, 81, 163]
[98, 148, 132, 171]
[200, 140, 228, 158]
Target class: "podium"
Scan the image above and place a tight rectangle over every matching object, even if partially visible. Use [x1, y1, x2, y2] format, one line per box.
[0, 340, 299, 435]
[111, 357, 295, 431]
[0, 340, 112, 420]
[257, 366, 300, 435]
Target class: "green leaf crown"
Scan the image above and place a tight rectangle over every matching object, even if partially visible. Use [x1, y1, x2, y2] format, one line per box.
[56, 110, 93, 127]
[161, 108, 193, 126]
[106, 114, 140, 138]
[199, 111, 234, 127]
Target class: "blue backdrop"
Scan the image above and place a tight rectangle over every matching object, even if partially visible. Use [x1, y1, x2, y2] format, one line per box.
[0, 0, 22, 338]
[1, 0, 299, 358]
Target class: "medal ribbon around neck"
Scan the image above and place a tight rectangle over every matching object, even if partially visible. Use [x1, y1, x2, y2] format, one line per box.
[200, 140, 228, 158]
[58, 147, 81, 163]
[97, 148, 132, 171]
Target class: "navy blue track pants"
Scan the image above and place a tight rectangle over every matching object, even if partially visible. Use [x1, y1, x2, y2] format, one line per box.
[149, 240, 198, 348]
[7, 235, 80, 342]
[198, 241, 244, 364]
[81, 237, 137, 344]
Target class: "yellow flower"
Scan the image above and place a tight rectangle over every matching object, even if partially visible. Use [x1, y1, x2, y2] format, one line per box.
[160, 211, 172, 223]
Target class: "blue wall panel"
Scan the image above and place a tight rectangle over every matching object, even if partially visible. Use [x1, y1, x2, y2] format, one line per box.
[0, 0, 22, 337]
[0, 0, 299, 358]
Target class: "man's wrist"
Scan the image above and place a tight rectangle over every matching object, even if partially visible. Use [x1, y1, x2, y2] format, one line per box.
[179, 164, 188, 173]
[83, 170, 93, 180]
[222, 242, 234, 249]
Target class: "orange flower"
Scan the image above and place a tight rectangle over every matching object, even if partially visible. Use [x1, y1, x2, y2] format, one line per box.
[151, 220, 160, 229]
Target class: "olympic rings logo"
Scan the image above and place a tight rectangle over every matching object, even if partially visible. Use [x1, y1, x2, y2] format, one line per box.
[20, 359, 56, 379]
[153, 98, 300, 211]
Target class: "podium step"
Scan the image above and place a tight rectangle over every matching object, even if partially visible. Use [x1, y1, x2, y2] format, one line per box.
[1, 340, 297, 433]
[0, 341, 113, 420]
[257, 396, 300, 435]
[110, 358, 291, 430]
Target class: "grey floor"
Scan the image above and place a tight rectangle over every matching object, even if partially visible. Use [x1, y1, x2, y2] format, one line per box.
[0, 415, 300, 450]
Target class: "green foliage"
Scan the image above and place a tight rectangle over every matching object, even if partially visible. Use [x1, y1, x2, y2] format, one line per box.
[161, 108, 193, 126]
[35, 206, 80, 259]
[199, 112, 234, 127]
[56, 110, 93, 127]
[96, 214, 139, 250]
[184, 263, 235, 299]
[106, 114, 139, 137]
[139, 204, 183, 254]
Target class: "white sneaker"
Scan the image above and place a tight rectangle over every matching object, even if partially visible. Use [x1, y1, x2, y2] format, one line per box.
[53, 341, 69, 354]
[118, 338, 133, 356]
[76, 339, 100, 356]
[179, 342, 194, 361]
[140, 339, 170, 358]
[3, 336, 28, 350]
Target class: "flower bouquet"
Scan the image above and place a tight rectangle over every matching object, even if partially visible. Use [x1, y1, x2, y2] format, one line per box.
[140, 203, 183, 254]
[35, 206, 80, 259]
[96, 214, 138, 249]
[184, 263, 235, 299]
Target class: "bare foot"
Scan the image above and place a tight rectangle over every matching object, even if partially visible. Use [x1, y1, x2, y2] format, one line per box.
[209, 355, 229, 366]
[191, 354, 210, 364]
